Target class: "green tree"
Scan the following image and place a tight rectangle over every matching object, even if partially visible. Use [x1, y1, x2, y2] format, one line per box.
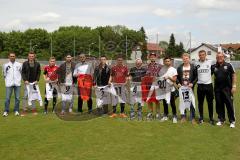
[166, 33, 176, 57]
[175, 42, 185, 57]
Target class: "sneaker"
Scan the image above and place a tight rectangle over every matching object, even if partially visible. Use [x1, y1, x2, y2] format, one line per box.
[192, 119, 197, 125]
[173, 117, 178, 123]
[120, 113, 127, 118]
[3, 111, 8, 117]
[230, 122, 235, 128]
[43, 111, 48, 115]
[32, 109, 38, 115]
[69, 108, 73, 113]
[146, 113, 153, 121]
[199, 119, 204, 124]
[21, 111, 27, 117]
[60, 110, 65, 116]
[156, 113, 161, 120]
[216, 121, 223, 126]
[14, 111, 20, 116]
[109, 113, 117, 118]
[160, 116, 168, 122]
[181, 117, 186, 123]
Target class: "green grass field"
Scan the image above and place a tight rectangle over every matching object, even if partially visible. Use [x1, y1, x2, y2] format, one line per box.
[0, 69, 240, 160]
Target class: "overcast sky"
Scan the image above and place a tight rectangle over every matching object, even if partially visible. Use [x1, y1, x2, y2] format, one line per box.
[0, 0, 239, 48]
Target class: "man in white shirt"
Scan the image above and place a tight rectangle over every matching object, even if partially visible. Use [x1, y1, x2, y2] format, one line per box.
[195, 50, 214, 125]
[73, 53, 94, 113]
[2, 52, 22, 117]
[158, 57, 178, 123]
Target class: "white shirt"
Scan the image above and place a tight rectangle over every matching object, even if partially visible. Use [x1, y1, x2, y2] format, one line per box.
[129, 82, 143, 106]
[95, 85, 111, 108]
[3, 61, 22, 87]
[60, 84, 73, 102]
[26, 83, 43, 106]
[195, 60, 212, 84]
[158, 66, 178, 91]
[179, 86, 196, 114]
[73, 62, 93, 76]
[183, 65, 190, 80]
[147, 77, 172, 104]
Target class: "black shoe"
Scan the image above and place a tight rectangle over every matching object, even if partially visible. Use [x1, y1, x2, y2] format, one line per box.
[209, 120, 215, 125]
[199, 119, 204, 124]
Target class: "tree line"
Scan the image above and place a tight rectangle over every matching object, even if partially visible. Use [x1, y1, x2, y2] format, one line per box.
[0, 25, 186, 60]
[0, 25, 148, 60]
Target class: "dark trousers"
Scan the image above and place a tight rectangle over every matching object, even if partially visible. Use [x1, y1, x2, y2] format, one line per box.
[197, 84, 214, 121]
[78, 88, 92, 113]
[163, 92, 177, 117]
[215, 88, 235, 123]
[44, 88, 57, 111]
[113, 103, 125, 113]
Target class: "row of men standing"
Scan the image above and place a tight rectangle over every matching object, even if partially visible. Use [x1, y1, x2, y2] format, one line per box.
[2, 51, 237, 127]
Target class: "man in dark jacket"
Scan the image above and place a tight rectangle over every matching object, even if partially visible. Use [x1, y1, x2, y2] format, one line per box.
[93, 55, 111, 115]
[177, 53, 197, 124]
[56, 54, 76, 114]
[21, 52, 41, 116]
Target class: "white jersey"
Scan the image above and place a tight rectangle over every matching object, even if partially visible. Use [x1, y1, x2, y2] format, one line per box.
[95, 85, 111, 108]
[45, 82, 58, 100]
[26, 83, 43, 106]
[195, 60, 212, 84]
[147, 77, 172, 104]
[60, 84, 73, 102]
[158, 66, 178, 92]
[178, 86, 196, 114]
[110, 83, 127, 106]
[129, 82, 143, 106]
[3, 61, 22, 87]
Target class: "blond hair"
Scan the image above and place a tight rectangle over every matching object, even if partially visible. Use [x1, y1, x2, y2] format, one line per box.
[182, 53, 190, 58]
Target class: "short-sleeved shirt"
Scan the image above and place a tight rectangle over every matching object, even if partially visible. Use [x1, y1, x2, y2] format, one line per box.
[129, 67, 147, 82]
[43, 65, 59, 81]
[211, 62, 235, 90]
[146, 62, 162, 77]
[195, 60, 212, 84]
[111, 65, 128, 83]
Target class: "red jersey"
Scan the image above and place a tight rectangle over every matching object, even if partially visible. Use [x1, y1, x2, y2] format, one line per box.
[146, 62, 162, 77]
[44, 65, 59, 81]
[111, 65, 128, 83]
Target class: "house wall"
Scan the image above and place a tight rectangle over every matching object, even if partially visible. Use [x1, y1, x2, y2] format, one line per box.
[190, 46, 217, 61]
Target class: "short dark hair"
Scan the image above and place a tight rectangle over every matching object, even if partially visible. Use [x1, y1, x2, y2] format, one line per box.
[28, 52, 35, 55]
[164, 56, 171, 61]
[49, 57, 56, 60]
[100, 55, 107, 59]
[116, 54, 124, 60]
[9, 52, 16, 56]
[199, 50, 206, 54]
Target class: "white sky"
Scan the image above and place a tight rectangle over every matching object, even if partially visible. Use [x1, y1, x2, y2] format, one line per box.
[0, 0, 239, 48]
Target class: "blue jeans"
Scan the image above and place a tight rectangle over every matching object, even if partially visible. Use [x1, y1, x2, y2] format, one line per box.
[130, 103, 142, 114]
[5, 86, 21, 112]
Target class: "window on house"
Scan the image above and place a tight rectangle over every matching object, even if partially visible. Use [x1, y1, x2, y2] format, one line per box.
[207, 51, 211, 55]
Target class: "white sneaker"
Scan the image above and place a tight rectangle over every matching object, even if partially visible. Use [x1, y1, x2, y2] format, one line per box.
[230, 122, 235, 128]
[160, 116, 168, 122]
[3, 111, 8, 117]
[173, 117, 178, 123]
[216, 121, 223, 126]
[14, 111, 20, 116]
[69, 108, 73, 113]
